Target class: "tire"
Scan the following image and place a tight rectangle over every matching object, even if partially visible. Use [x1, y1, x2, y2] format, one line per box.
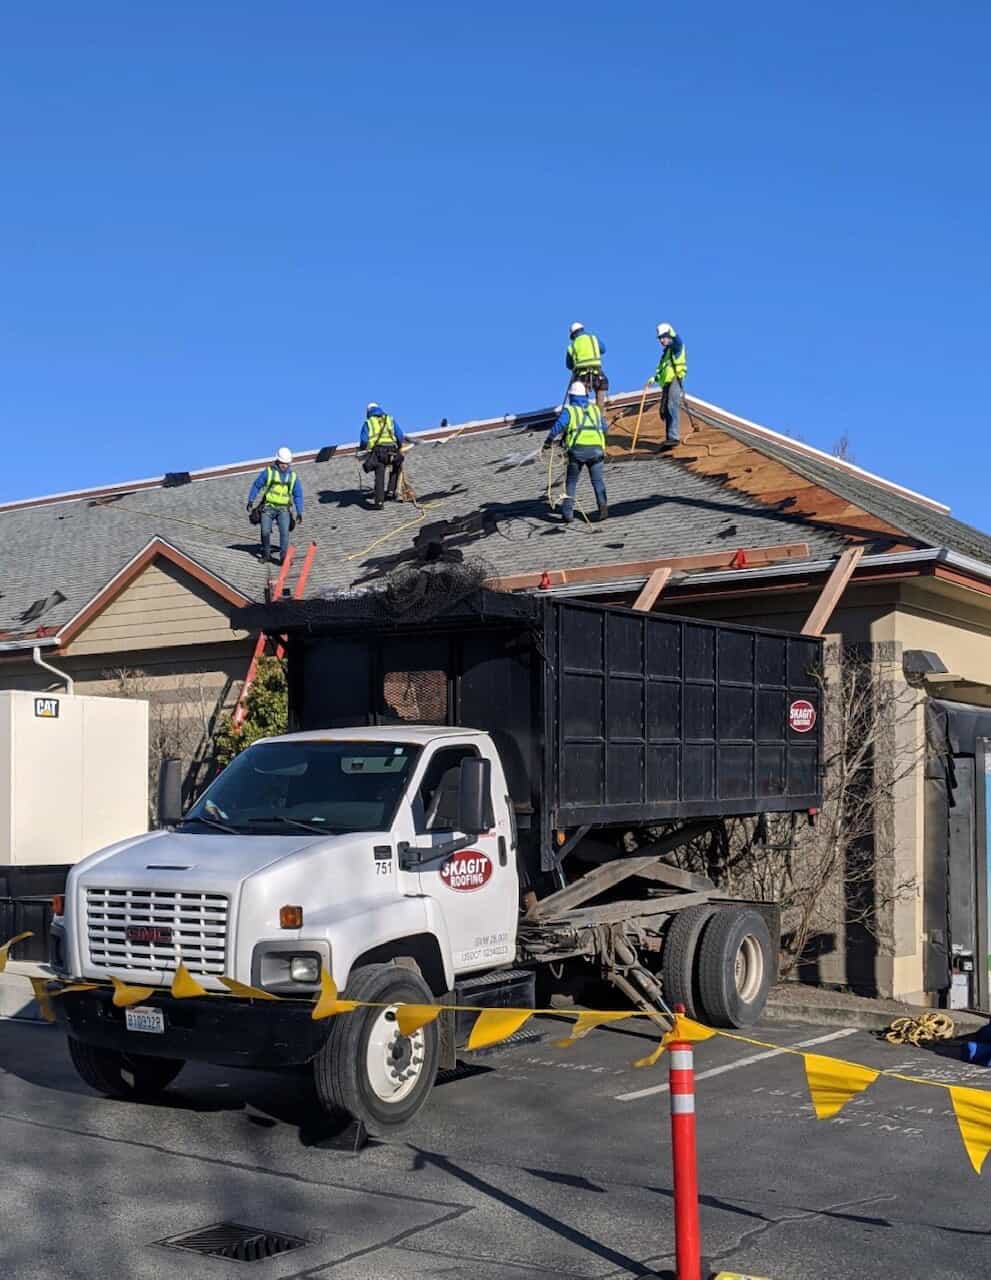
[67, 1037, 184, 1099]
[660, 905, 716, 1019]
[696, 907, 774, 1028]
[313, 963, 439, 1137]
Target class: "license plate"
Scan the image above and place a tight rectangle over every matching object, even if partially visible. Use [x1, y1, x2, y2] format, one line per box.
[124, 1006, 165, 1034]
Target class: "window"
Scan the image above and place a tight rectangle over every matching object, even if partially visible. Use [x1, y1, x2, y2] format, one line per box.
[413, 746, 496, 835]
[183, 740, 421, 836]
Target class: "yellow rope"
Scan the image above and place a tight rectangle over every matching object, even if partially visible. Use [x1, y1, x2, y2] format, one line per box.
[344, 500, 448, 562]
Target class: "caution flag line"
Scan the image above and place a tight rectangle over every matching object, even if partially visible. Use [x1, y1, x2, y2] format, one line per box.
[5, 932, 991, 1175]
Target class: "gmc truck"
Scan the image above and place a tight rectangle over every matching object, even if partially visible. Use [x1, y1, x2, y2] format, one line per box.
[51, 590, 823, 1135]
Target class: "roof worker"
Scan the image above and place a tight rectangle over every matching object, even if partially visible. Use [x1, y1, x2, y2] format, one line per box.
[246, 447, 303, 565]
[566, 322, 609, 408]
[543, 380, 608, 524]
[359, 402, 407, 509]
[649, 323, 687, 450]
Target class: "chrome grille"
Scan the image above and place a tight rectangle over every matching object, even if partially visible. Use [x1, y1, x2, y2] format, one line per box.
[86, 887, 229, 976]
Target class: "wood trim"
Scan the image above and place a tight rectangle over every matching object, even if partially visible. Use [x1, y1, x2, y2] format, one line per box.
[801, 547, 865, 636]
[632, 567, 672, 612]
[57, 539, 250, 647]
[933, 566, 991, 599]
[484, 542, 811, 593]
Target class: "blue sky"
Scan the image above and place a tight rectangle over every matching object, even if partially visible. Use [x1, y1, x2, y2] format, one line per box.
[2, 2, 988, 525]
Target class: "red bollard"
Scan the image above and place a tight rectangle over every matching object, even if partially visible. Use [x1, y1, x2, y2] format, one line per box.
[669, 1011, 702, 1280]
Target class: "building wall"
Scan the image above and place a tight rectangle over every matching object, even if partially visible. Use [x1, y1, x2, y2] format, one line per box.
[66, 559, 251, 656]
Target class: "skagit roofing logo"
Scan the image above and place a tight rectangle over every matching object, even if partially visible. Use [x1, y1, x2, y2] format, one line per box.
[440, 851, 493, 892]
[789, 699, 817, 733]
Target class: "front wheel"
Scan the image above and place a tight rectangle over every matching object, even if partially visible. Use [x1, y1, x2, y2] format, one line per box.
[313, 964, 439, 1137]
[67, 1037, 184, 1098]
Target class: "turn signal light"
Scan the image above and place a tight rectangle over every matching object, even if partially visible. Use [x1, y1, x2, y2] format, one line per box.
[279, 904, 304, 929]
[51, 895, 65, 916]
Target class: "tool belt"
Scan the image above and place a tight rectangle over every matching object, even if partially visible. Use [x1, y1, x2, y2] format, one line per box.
[363, 444, 400, 472]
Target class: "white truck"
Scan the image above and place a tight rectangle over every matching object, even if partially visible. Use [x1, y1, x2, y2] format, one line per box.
[50, 592, 823, 1135]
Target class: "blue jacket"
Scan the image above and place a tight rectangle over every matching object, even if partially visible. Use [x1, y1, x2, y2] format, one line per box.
[566, 333, 606, 371]
[247, 466, 304, 515]
[546, 394, 594, 444]
[360, 411, 406, 449]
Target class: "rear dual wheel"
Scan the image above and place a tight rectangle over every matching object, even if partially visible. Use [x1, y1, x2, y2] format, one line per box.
[662, 905, 773, 1028]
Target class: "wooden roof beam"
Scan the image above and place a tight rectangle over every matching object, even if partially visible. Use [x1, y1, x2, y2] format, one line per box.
[801, 547, 865, 635]
[484, 541, 811, 593]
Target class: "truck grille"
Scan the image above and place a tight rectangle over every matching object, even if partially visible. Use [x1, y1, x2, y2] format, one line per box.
[86, 887, 229, 976]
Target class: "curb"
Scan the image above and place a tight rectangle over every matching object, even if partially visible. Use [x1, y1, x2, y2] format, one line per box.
[763, 997, 986, 1036]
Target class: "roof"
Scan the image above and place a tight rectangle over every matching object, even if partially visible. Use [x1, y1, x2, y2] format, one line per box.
[1, 390, 989, 649]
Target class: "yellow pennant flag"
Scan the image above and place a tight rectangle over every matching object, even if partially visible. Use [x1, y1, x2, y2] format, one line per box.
[396, 1004, 442, 1036]
[555, 1011, 630, 1049]
[28, 977, 56, 1023]
[632, 1032, 673, 1069]
[949, 1085, 991, 1175]
[0, 931, 33, 974]
[171, 962, 208, 999]
[466, 1008, 532, 1050]
[672, 1014, 717, 1043]
[803, 1053, 879, 1120]
[50, 983, 102, 998]
[110, 976, 157, 1008]
[311, 967, 359, 1021]
[218, 976, 280, 1001]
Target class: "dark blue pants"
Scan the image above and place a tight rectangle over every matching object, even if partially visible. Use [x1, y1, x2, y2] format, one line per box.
[260, 506, 291, 562]
[562, 446, 607, 522]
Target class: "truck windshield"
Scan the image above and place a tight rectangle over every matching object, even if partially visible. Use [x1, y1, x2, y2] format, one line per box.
[182, 740, 421, 835]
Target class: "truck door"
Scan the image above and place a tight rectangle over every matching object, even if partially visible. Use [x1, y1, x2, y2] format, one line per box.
[412, 744, 517, 973]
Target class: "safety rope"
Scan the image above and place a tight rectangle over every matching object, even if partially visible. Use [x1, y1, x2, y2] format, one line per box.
[884, 1011, 956, 1046]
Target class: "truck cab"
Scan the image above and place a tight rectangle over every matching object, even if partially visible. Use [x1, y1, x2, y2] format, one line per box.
[54, 727, 522, 1134]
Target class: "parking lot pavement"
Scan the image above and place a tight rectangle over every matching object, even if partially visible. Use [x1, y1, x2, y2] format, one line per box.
[1, 1012, 990, 1280]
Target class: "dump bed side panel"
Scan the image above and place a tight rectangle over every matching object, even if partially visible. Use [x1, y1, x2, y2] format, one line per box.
[546, 599, 822, 828]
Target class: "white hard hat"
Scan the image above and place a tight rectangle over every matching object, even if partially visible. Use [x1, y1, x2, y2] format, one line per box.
[569, 322, 584, 336]
[656, 322, 675, 338]
[366, 401, 380, 415]
[569, 380, 587, 398]
[276, 446, 293, 465]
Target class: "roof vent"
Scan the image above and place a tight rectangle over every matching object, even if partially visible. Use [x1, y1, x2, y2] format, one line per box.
[163, 471, 192, 488]
[156, 1222, 307, 1262]
[315, 446, 337, 463]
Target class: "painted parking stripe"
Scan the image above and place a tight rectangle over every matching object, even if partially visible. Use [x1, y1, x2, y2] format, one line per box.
[614, 1028, 859, 1102]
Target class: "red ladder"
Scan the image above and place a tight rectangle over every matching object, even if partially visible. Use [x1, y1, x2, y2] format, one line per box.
[232, 540, 317, 728]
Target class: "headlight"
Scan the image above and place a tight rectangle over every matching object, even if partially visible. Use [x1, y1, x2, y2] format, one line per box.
[290, 955, 320, 984]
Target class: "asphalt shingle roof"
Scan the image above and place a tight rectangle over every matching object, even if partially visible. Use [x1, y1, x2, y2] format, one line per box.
[0, 398, 987, 641]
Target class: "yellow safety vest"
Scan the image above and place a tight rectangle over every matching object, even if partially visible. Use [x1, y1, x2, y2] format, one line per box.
[568, 332, 603, 371]
[564, 403, 606, 450]
[366, 414, 397, 447]
[263, 466, 296, 507]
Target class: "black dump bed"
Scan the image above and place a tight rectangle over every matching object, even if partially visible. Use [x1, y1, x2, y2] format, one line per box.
[236, 589, 823, 870]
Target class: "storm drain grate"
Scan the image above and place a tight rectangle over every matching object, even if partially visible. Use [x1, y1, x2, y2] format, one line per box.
[157, 1222, 307, 1262]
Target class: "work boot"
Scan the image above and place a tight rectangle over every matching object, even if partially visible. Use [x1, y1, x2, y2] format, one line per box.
[597, 504, 608, 523]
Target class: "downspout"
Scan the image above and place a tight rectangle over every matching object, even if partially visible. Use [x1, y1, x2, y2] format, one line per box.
[32, 645, 74, 695]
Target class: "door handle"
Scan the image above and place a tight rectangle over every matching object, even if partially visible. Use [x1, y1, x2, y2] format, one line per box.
[498, 835, 507, 867]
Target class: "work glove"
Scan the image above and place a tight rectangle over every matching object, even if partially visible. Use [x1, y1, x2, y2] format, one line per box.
[541, 440, 553, 452]
[647, 376, 657, 386]
[295, 514, 303, 526]
[245, 502, 253, 513]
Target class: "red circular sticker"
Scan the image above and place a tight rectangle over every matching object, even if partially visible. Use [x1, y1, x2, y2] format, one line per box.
[440, 851, 493, 892]
[789, 699, 817, 733]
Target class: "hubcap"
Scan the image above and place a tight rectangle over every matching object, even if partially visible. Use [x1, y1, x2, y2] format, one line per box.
[365, 1006, 425, 1104]
[734, 935, 765, 1004]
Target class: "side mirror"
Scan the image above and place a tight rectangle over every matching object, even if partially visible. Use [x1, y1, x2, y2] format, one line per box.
[157, 757, 183, 828]
[458, 757, 490, 835]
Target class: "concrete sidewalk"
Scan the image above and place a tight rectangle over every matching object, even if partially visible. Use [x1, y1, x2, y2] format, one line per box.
[766, 981, 987, 1034]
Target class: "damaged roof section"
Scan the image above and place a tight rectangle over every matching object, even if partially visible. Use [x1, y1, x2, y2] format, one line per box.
[0, 388, 988, 648]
